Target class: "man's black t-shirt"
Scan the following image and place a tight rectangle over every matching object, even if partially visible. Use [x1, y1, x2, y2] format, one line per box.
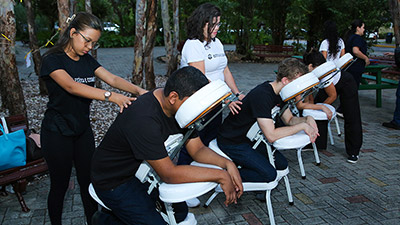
[40, 52, 101, 136]
[91, 91, 192, 190]
[217, 82, 282, 145]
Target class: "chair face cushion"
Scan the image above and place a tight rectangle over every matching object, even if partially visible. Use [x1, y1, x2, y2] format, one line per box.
[302, 103, 336, 120]
[312, 61, 337, 80]
[280, 72, 319, 102]
[175, 80, 231, 128]
[335, 53, 353, 69]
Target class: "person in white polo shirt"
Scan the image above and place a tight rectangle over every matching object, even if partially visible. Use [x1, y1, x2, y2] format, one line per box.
[179, 2, 245, 207]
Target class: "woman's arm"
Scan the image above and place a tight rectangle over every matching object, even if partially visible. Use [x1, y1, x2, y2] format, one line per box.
[95, 67, 147, 96]
[50, 69, 136, 113]
[339, 48, 345, 57]
[352, 46, 370, 66]
[223, 66, 245, 114]
[188, 61, 206, 75]
[321, 51, 328, 59]
[322, 83, 337, 104]
[295, 95, 333, 119]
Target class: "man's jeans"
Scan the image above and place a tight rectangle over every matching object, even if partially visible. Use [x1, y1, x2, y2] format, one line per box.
[95, 176, 188, 225]
[217, 141, 288, 182]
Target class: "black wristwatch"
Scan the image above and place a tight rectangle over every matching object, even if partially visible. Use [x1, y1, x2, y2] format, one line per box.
[104, 91, 112, 102]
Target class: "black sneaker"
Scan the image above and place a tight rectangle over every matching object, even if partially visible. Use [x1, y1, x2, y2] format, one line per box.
[382, 121, 400, 130]
[347, 155, 359, 164]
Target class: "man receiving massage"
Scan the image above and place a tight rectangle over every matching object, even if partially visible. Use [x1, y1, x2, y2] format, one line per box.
[91, 66, 243, 225]
[217, 58, 319, 185]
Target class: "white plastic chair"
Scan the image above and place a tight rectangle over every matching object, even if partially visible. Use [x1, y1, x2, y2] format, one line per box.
[247, 122, 320, 179]
[191, 139, 279, 225]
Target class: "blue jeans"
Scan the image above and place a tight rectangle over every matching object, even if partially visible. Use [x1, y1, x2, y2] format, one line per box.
[94, 177, 188, 225]
[217, 141, 288, 183]
[393, 82, 400, 125]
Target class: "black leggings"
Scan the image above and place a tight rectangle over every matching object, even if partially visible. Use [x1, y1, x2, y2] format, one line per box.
[41, 126, 97, 225]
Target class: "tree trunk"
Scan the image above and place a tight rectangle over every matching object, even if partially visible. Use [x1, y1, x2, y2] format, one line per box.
[57, 0, 69, 33]
[172, 0, 179, 73]
[160, 0, 174, 76]
[269, 0, 291, 46]
[389, 0, 400, 47]
[85, 0, 101, 88]
[144, 0, 157, 90]
[0, 1, 27, 117]
[24, 0, 47, 95]
[132, 0, 146, 87]
[110, 0, 126, 36]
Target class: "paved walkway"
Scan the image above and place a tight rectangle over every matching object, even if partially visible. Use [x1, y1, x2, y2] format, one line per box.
[1, 44, 399, 225]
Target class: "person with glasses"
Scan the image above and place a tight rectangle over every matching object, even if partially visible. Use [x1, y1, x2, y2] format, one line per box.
[178, 3, 245, 207]
[40, 12, 146, 225]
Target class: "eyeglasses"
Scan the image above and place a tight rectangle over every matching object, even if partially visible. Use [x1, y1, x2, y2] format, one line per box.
[75, 31, 100, 50]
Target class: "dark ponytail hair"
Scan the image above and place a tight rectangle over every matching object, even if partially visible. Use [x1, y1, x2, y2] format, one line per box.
[43, 12, 102, 58]
[344, 19, 364, 42]
[186, 3, 221, 45]
[303, 48, 326, 68]
[323, 20, 340, 58]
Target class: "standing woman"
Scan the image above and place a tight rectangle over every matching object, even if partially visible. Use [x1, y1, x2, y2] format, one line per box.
[178, 3, 244, 207]
[345, 19, 370, 87]
[179, 2, 244, 149]
[40, 12, 146, 225]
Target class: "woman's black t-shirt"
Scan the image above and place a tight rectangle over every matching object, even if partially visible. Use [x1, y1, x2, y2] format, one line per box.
[40, 52, 101, 136]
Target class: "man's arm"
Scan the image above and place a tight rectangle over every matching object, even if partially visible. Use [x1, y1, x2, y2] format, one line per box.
[258, 108, 318, 143]
[147, 137, 243, 206]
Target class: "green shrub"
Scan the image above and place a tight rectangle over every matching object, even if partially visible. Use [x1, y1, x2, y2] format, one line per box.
[98, 32, 135, 48]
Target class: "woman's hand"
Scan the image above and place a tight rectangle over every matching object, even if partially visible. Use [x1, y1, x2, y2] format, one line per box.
[321, 105, 333, 120]
[228, 101, 242, 115]
[109, 92, 136, 113]
[365, 58, 370, 66]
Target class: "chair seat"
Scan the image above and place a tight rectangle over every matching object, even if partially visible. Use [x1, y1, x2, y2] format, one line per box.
[272, 131, 310, 149]
[302, 103, 336, 120]
[159, 181, 218, 203]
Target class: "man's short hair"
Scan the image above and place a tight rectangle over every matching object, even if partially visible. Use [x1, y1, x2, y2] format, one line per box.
[303, 49, 326, 68]
[164, 66, 209, 99]
[276, 58, 308, 81]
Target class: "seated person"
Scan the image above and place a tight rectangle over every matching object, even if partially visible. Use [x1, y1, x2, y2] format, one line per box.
[90, 66, 243, 225]
[302, 50, 363, 163]
[217, 58, 319, 184]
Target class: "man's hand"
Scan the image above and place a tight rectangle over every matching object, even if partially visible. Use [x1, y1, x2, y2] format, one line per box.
[225, 161, 243, 199]
[304, 116, 319, 143]
[219, 171, 239, 206]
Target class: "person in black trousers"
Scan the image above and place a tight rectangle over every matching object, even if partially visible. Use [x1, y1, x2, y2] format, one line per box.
[303, 50, 363, 163]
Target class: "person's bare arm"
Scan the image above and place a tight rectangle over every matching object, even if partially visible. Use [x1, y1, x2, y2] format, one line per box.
[49, 69, 135, 113]
[322, 83, 337, 105]
[352, 46, 370, 66]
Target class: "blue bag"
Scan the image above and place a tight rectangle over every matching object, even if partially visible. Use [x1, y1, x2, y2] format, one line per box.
[0, 120, 27, 171]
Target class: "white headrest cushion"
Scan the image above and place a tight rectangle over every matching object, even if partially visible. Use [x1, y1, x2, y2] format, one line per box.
[175, 80, 231, 128]
[280, 72, 319, 102]
[335, 53, 353, 69]
[312, 61, 337, 80]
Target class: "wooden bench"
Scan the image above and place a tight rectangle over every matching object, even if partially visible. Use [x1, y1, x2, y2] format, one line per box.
[0, 115, 48, 212]
[253, 45, 294, 60]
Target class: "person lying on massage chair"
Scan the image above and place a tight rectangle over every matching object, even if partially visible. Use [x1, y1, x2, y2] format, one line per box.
[302, 50, 362, 163]
[90, 66, 243, 225]
[217, 58, 319, 187]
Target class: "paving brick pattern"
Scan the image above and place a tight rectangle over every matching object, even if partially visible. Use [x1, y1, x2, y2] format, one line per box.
[1, 44, 399, 224]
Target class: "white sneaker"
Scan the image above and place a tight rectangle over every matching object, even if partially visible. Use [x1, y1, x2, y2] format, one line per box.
[185, 197, 200, 208]
[178, 213, 197, 225]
